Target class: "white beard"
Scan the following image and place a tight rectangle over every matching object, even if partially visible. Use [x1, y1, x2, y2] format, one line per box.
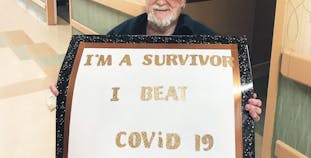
[147, 5, 180, 29]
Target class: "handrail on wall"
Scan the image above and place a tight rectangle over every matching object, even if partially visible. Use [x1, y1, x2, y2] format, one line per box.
[275, 140, 308, 158]
[32, 0, 46, 9]
[70, 0, 145, 34]
[281, 50, 311, 87]
[92, 0, 145, 17]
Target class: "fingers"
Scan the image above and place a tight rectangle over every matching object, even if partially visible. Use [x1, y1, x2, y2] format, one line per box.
[245, 93, 263, 122]
[248, 98, 262, 107]
[254, 116, 260, 122]
[250, 110, 260, 122]
[49, 83, 59, 96]
[246, 104, 262, 114]
[245, 104, 262, 122]
[253, 93, 257, 99]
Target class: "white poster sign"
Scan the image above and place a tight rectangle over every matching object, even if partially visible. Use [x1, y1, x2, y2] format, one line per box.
[64, 43, 242, 158]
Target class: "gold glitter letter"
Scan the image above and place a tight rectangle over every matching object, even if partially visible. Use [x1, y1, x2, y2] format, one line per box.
[222, 56, 233, 67]
[195, 134, 214, 151]
[142, 54, 152, 65]
[178, 86, 187, 101]
[166, 54, 178, 65]
[166, 133, 181, 149]
[195, 135, 200, 151]
[166, 86, 178, 100]
[129, 132, 141, 148]
[158, 132, 163, 148]
[210, 55, 221, 66]
[141, 131, 155, 148]
[97, 55, 112, 66]
[84, 54, 93, 66]
[116, 131, 126, 147]
[110, 87, 120, 101]
[178, 54, 189, 65]
[190, 54, 198, 65]
[141, 87, 153, 101]
[202, 134, 214, 151]
[154, 86, 164, 100]
[119, 54, 132, 66]
[198, 55, 210, 65]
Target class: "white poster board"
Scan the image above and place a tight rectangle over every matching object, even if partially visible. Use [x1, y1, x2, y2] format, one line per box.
[63, 43, 242, 158]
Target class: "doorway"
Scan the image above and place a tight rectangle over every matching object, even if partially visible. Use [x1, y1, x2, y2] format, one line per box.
[57, 0, 69, 22]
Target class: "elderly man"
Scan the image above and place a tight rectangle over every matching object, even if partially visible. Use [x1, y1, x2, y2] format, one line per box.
[51, 0, 262, 121]
[108, 0, 215, 36]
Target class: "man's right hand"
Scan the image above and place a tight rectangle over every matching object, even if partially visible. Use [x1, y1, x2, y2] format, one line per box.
[49, 83, 59, 96]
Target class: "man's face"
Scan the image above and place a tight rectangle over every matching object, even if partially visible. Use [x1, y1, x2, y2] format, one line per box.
[146, 0, 185, 28]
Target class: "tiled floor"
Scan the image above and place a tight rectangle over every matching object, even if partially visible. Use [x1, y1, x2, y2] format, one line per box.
[0, 0, 70, 157]
[0, 90, 56, 158]
[0, 0, 263, 157]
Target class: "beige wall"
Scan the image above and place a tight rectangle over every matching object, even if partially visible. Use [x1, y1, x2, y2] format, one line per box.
[184, 0, 276, 74]
[184, 0, 256, 46]
[282, 0, 311, 56]
[262, 0, 311, 157]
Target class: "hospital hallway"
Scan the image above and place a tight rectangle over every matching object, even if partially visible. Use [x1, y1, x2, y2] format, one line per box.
[0, 0, 70, 157]
[0, 0, 266, 157]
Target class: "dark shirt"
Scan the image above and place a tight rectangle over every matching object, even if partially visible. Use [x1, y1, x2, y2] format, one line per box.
[107, 13, 215, 35]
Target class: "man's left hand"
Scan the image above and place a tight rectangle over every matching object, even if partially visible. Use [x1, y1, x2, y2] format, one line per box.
[245, 93, 262, 122]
